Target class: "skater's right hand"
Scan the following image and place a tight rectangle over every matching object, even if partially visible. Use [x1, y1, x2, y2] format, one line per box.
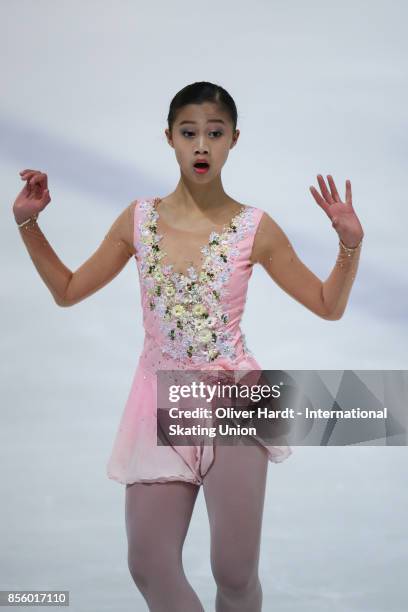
[13, 169, 52, 225]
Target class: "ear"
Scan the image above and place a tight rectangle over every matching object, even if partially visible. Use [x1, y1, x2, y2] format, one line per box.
[165, 128, 174, 148]
[230, 129, 240, 149]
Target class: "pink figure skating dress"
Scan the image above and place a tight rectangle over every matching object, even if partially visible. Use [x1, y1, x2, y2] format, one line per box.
[107, 198, 292, 485]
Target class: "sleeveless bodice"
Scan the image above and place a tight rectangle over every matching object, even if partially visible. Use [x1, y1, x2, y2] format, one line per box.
[106, 197, 292, 487]
[133, 198, 264, 375]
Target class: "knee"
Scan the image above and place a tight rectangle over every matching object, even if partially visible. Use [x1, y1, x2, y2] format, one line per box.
[127, 555, 145, 591]
[127, 547, 152, 593]
[212, 555, 259, 595]
[128, 545, 180, 594]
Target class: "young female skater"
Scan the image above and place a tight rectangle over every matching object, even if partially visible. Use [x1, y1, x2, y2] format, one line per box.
[13, 81, 364, 611]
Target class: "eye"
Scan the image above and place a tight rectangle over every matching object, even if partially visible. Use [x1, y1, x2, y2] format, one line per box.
[180, 130, 223, 138]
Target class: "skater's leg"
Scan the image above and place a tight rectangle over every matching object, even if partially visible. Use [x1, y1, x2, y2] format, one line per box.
[125, 480, 204, 612]
[203, 442, 269, 612]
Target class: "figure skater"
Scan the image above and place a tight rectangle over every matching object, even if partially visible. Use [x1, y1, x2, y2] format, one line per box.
[13, 81, 364, 611]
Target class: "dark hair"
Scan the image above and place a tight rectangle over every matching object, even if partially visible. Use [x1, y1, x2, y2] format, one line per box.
[167, 81, 238, 134]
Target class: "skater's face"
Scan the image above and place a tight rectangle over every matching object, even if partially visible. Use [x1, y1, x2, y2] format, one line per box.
[165, 102, 239, 181]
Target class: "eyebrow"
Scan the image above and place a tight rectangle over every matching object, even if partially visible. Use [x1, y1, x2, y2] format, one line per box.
[178, 119, 226, 126]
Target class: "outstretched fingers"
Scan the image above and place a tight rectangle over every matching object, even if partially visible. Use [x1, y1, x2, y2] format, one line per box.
[310, 174, 352, 219]
[309, 175, 331, 216]
[326, 175, 342, 202]
[345, 179, 352, 205]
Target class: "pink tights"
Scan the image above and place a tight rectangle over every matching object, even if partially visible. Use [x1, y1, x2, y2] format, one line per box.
[125, 442, 269, 611]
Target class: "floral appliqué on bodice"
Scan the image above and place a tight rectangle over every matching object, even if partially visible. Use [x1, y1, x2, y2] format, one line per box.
[137, 199, 256, 365]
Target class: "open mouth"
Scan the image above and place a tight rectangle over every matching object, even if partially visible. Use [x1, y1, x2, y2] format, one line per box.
[193, 162, 210, 174]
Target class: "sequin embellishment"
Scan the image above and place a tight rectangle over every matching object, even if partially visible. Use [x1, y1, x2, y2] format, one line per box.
[137, 199, 256, 364]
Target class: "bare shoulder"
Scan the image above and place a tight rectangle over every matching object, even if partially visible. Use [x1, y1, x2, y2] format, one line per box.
[123, 200, 139, 255]
[251, 210, 290, 265]
[105, 200, 138, 256]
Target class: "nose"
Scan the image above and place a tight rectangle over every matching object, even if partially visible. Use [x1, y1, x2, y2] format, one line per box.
[195, 134, 209, 153]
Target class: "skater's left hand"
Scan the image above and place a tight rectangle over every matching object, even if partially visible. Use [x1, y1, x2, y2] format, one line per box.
[309, 175, 364, 248]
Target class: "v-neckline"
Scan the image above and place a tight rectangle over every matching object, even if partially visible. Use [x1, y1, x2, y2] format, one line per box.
[150, 197, 247, 281]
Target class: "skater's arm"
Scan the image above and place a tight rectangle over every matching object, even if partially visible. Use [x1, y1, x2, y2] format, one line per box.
[18, 202, 136, 307]
[251, 212, 362, 321]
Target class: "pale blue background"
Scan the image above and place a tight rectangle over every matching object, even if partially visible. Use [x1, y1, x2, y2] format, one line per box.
[1, 1, 407, 610]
